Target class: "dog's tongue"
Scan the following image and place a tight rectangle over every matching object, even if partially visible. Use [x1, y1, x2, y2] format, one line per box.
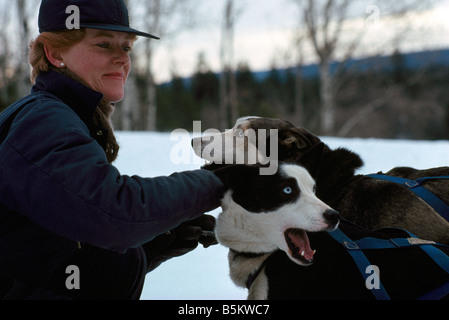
[286, 229, 315, 261]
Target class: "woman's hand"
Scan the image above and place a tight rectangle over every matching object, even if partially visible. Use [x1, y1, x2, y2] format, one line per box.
[143, 214, 218, 272]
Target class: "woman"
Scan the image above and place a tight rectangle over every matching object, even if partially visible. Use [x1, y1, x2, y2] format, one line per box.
[0, 0, 224, 299]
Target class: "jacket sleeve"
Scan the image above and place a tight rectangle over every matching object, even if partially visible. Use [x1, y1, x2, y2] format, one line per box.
[0, 99, 224, 253]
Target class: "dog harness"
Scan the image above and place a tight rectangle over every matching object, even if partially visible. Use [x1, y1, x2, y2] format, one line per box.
[366, 174, 449, 223]
[330, 223, 449, 300]
[240, 173, 449, 299]
[329, 173, 449, 300]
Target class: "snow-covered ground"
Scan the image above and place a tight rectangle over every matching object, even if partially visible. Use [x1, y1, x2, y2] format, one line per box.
[112, 131, 449, 300]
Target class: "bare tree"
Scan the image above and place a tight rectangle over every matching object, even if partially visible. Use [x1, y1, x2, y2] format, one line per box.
[0, 1, 12, 105]
[117, 0, 139, 131]
[291, 0, 439, 136]
[140, 0, 160, 132]
[16, 0, 37, 97]
[119, 0, 197, 131]
[297, 0, 351, 135]
[219, 0, 240, 130]
[291, 32, 306, 127]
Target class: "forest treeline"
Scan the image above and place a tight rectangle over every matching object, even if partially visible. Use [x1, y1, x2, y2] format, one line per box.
[113, 48, 449, 140]
[1, 48, 449, 140]
[2, 0, 446, 140]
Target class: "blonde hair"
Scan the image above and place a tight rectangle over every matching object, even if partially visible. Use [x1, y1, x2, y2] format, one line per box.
[29, 29, 87, 84]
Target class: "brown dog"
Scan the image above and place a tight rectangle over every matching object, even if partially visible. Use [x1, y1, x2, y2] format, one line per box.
[193, 116, 449, 245]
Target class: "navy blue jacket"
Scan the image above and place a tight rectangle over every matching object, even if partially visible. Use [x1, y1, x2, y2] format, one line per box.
[0, 70, 224, 298]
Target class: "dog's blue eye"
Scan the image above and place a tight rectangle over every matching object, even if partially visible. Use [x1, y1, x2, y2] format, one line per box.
[234, 129, 245, 137]
[283, 187, 292, 194]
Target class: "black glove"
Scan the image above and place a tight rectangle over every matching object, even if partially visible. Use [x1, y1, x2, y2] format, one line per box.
[143, 214, 218, 272]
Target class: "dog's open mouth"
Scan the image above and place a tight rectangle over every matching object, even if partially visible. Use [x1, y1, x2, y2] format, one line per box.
[284, 229, 316, 265]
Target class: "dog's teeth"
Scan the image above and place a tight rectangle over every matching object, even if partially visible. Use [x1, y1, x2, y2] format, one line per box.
[300, 251, 305, 257]
[313, 250, 317, 255]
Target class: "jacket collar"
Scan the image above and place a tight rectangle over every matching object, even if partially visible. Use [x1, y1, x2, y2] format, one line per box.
[32, 70, 103, 122]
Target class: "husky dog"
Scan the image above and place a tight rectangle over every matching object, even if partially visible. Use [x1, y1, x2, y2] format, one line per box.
[195, 116, 449, 245]
[211, 163, 339, 299]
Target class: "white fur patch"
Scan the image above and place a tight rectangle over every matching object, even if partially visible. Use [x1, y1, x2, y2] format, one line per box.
[216, 163, 334, 259]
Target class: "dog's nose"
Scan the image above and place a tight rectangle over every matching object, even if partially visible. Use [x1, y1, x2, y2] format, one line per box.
[323, 209, 340, 226]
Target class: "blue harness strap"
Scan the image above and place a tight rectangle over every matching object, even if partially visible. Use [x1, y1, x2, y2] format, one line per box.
[329, 228, 391, 300]
[341, 236, 436, 250]
[367, 174, 449, 222]
[325, 171, 449, 299]
[330, 225, 449, 300]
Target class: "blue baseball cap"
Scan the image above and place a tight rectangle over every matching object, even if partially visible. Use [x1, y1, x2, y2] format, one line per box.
[38, 0, 159, 39]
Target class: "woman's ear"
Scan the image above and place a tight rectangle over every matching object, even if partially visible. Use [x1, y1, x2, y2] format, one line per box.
[43, 45, 65, 68]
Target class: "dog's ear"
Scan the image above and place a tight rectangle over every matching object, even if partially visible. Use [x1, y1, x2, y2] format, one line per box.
[297, 142, 326, 178]
[331, 148, 364, 174]
[211, 165, 261, 190]
[211, 165, 233, 187]
[278, 127, 321, 151]
[278, 128, 322, 163]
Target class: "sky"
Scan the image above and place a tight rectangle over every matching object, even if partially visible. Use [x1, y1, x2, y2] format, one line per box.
[148, 0, 449, 83]
[2, 0, 449, 84]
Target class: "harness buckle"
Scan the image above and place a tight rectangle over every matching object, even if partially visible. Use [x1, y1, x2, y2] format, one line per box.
[407, 238, 436, 245]
[344, 241, 359, 250]
[405, 181, 420, 188]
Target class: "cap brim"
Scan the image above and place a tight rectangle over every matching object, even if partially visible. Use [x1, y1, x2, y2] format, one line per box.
[80, 23, 160, 39]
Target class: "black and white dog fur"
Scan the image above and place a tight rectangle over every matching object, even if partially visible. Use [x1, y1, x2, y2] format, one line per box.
[193, 116, 449, 245]
[194, 116, 449, 299]
[212, 163, 339, 300]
